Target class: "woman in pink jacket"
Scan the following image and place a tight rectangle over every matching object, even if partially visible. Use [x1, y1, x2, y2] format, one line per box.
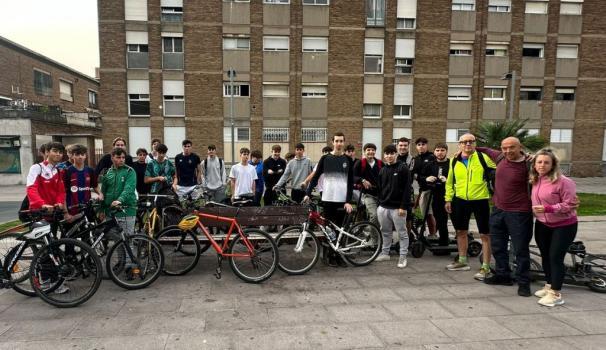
[530, 149, 578, 307]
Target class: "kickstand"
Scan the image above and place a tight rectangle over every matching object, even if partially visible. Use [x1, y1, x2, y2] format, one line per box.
[214, 254, 223, 279]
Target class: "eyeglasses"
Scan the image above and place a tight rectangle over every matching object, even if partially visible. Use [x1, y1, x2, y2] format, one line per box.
[459, 140, 476, 145]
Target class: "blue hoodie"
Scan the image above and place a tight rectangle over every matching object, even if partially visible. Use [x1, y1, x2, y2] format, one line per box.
[250, 160, 264, 194]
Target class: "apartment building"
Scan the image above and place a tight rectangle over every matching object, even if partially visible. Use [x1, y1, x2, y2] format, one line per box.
[98, 0, 606, 176]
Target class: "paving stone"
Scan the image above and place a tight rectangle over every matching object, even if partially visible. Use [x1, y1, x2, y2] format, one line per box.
[353, 274, 411, 288]
[327, 304, 393, 323]
[137, 313, 206, 335]
[291, 289, 349, 305]
[562, 334, 606, 350]
[119, 296, 182, 315]
[1, 318, 80, 341]
[69, 315, 145, 337]
[305, 324, 384, 349]
[386, 300, 455, 320]
[0, 338, 97, 350]
[404, 272, 458, 286]
[489, 296, 571, 315]
[180, 295, 237, 312]
[490, 337, 582, 350]
[204, 308, 269, 331]
[0, 321, 11, 337]
[343, 287, 403, 304]
[431, 317, 519, 342]
[441, 283, 508, 298]
[439, 298, 514, 317]
[165, 333, 235, 350]
[558, 293, 606, 312]
[235, 291, 296, 308]
[493, 314, 584, 338]
[233, 326, 312, 350]
[268, 305, 332, 326]
[551, 311, 606, 334]
[369, 320, 451, 346]
[0, 302, 64, 321]
[90, 334, 169, 350]
[391, 285, 456, 300]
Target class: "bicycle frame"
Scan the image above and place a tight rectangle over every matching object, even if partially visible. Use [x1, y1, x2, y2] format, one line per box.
[302, 206, 371, 254]
[192, 213, 257, 258]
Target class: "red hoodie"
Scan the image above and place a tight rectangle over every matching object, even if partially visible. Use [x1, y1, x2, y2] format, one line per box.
[26, 161, 66, 210]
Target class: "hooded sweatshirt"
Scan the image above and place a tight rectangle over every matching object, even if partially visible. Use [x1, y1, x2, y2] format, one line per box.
[377, 161, 411, 210]
[532, 175, 578, 228]
[276, 156, 313, 190]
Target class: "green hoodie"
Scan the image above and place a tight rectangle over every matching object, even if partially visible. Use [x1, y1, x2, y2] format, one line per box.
[101, 165, 137, 217]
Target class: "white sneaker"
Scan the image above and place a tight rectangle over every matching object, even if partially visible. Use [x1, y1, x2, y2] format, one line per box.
[397, 256, 407, 268]
[375, 253, 391, 262]
[427, 234, 439, 240]
[538, 290, 564, 307]
[534, 284, 552, 298]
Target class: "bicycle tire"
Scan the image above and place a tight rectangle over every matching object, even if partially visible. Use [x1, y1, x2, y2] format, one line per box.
[106, 234, 164, 290]
[0, 233, 20, 265]
[159, 225, 211, 256]
[4, 242, 41, 297]
[341, 221, 382, 266]
[228, 228, 278, 283]
[156, 227, 201, 276]
[275, 225, 320, 275]
[30, 238, 103, 308]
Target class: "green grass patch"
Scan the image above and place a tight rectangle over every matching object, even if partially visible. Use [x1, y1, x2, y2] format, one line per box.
[577, 193, 606, 216]
[0, 220, 21, 233]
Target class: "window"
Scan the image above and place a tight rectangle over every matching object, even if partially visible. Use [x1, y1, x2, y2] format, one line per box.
[450, 43, 473, 56]
[452, 0, 475, 11]
[88, 90, 98, 109]
[367, 0, 385, 26]
[127, 44, 149, 69]
[223, 37, 250, 50]
[560, 2, 582, 15]
[163, 80, 185, 117]
[520, 87, 542, 100]
[302, 128, 327, 142]
[125, 0, 147, 21]
[523, 128, 540, 136]
[263, 36, 289, 51]
[395, 39, 415, 74]
[484, 87, 506, 100]
[392, 127, 412, 144]
[395, 59, 414, 74]
[302, 37, 328, 52]
[394, 105, 412, 118]
[263, 128, 289, 142]
[223, 83, 250, 97]
[363, 104, 382, 119]
[397, 18, 416, 29]
[362, 128, 383, 155]
[485, 44, 508, 56]
[59, 80, 73, 102]
[224, 127, 251, 142]
[556, 45, 578, 59]
[523, 43, 544, 58]
[301, 85, 327, 97]
[33, 69, 52, 96]
[264, 0, 289, 3]
[448, 86, 472, 100]
[446, 129, 470, 143]
[164, 126, 186, 158]
[550, 129, 572, 143]
[525, 1, 548, 14]
[162, 36, 184, 70]
[129, 94, 150, 116]
[365, 39, 384, 74]
[488, 0, 510, 12]
[224, 0, 250, 2]
[161, 7, 183, 22]
[555, 88, 575, 101]
[303, 0, 328, 5]
[163, 37, 183, 53]
[129, 126, 151, 156]
[263, 85, 289, 97]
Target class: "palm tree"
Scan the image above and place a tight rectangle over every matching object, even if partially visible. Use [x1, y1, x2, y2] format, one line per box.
[474, 119, 547, 151]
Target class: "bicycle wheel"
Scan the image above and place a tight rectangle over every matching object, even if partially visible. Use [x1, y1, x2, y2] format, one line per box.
[106, 234, 164, 290]
[156, 227, 201, 276]
[30, 238, 102, 308]
[229, 228, 278, 283]
[275, 225, 320, 275]
[4, 242, 41, 297]
[0, 233, 20, 265]
[341, 221, 382, 266]
[161, 205, 185, 230]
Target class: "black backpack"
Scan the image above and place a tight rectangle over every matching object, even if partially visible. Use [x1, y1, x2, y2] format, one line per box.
[203, 157, 224, 181]
[18, 163, 43, 222]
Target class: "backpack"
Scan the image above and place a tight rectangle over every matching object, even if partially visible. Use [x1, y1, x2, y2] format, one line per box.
[203, 157, 223, 181]
[451, 151, 496, 195]
[19, 163, 43, 222]
[360, 158, 382, 174]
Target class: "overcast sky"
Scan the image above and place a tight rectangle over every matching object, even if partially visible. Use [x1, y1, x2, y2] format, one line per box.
[0, 0, 99, 77]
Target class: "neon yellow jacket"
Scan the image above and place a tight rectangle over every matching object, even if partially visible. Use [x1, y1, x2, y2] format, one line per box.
[445, 151, 496, 202]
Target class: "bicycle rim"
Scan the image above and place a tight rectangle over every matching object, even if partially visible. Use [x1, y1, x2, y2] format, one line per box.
[5, 243, 39, 297]
[229, 229, 278, 283]
[275, 225, 319, 275]
[31, 238, 102, 308]
[156, 228, 200, 276]
[106, 235, 164, 290]
[341, 222, 382, 266]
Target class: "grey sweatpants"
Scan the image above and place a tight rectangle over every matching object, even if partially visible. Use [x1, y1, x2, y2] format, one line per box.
[362, 193, 379, 226]
[377, 206, 408, 256]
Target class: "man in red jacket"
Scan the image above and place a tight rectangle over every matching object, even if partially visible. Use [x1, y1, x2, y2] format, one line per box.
[26, 142, 67, 213]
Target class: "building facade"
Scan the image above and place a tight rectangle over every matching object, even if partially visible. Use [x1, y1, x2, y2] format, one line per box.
[0, 36, 102, 184]
[99, 0, 606, 175]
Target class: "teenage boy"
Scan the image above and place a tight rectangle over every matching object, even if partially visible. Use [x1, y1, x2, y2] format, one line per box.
[64, 144, 100, 215]
[345, 144, 357, 166]
[353, 143, 382, 226]
[229, 148, 257, 201]
[146, 138, 161, 163]
[396, 137, 415, 231]
[412, 137, 437, 239]
[303, 146, 333, 197]
[274, 143, 313, 203]
[57, 144, 74, 170]
[201, 144, 227, 203]
[144, 143, 176, 194]
[174, 139, 201, 197]
[262, 145, 286, 206]
[133, 148, 150, 195]
[95, 137, 134, 176]
[250, 150, 264, 206]
[101, 147, 137, 234]
[375, 144, 411, 268]
[27, 142, 67, 212]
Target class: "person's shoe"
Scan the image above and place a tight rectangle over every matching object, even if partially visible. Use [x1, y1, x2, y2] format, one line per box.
[518, 284, 532, 297]
[446, 262, 471, 271]
[375, 253, 391, 262]
[53, 282, 70, 294]
[336, 256, 348, 268]
[427, 234, 439, 240]
[327, 256, 338, 267]
[534, 284, 552, 298]
[484, 274, 514, 286]
[538, 290, 564, 307]
[474, 267, 491, 281]
[397, 256, 408, 268]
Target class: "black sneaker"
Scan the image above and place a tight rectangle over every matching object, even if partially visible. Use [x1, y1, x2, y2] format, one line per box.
[517, 284, 532, 297]
[484, 274, 514, 286]
[336, 255, 348, 268]
[327, 255, 338, 267]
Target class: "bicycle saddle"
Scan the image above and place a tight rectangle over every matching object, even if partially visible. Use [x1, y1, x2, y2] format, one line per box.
[568, 241, 586, 254]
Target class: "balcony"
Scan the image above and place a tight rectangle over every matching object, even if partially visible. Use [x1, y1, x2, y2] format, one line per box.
[163, 53, 184, 70]
[127, 52, 149, 69]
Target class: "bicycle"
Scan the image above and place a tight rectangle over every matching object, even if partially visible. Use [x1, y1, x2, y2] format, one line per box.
[157, 199, 278, 282]
[275, 201, 382, 275]
[135, 193, 184, 238]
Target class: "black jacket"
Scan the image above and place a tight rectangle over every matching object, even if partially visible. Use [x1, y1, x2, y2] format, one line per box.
[262, 156, 287, 187]
[377, 162, 411, 210]
[95, 153, 134, 176]
[419, 158, 450, 196]
[412, 152, 436, 191]
[353, 158, 382, 197]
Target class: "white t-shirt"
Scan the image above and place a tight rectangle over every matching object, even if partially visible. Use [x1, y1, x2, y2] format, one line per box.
[229, 163, 258, 198]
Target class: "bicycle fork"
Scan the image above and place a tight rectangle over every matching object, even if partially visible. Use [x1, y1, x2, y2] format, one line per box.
[295, 223, 311, 253]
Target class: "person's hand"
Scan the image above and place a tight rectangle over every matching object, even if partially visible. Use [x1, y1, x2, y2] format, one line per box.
[302, 196, 311, 203]
[398, 208, 405, 217]
[278, 169, 283, 174]
[41, 204, 54, 211]
[268, 169, 274, 175]
[111, 200, 122, 208]
[97, 193, 104, 201]
[172, 183, 178, 191]
[344, 203, 353, 214]
[299, 182, 307, 189]
[532, 205, 545, 214]
[439, 176, 447, 183]
[571, 195, 581, 209]
[156, 176, 164, 182]
[362, 179, 372, 190]
[65, 213, 75, 223]
[445, 202, 452, 214]
[426, 176, 437, 183]
[272, 185, 279, 192]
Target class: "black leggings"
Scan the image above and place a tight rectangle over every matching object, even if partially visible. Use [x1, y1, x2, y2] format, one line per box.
[534, 221, 577, 291]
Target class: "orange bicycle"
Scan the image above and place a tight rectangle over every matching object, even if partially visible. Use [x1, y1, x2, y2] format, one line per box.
[157, 204, 279, 283]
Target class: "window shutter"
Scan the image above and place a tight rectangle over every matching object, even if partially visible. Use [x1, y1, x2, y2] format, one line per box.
[394, 84, 413, 105]
[127, 80, 150, 94]
[488, 0, 510, 6]
[397, 0, 417, 18]
[129, 126, 151, 155]
[525, 1, 548, 14]
[125, 0, 148, 21]
[450, 43, 473, 50]
[302, 37, 328, 51]
[264, 36, 289, 50]
[365, 39, 384, 55]
[164, 127, 186, 158]
[395, 39, 415, 58]
[163, 80, 184, 95]
[161, 0, 182, 6]
[363, 84, 383, 104]
[556, 45, 578, 59]
[126, 31, 149, 44]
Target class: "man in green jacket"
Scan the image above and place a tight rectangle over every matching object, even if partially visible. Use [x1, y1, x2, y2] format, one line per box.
[101, 147, 137, 234]
[445, 133, 496, 280]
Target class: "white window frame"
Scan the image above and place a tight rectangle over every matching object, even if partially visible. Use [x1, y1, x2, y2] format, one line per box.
[223, 37, 250, 50]
[522, 43, 545, 58]
[550, 129, 573, 143]
[448, 86, 472, 101]
[452, 0, 475, 11]
[487, 0, 511, 12]
[302, 0, 329, 4]
[395, 58, 414, 74]
[262, 128, 289, 143]
[223, 127, 251, 142]
[392, 127, 412, 144]
[450, 43, 473, 56]
[128, 94, 151, 117]
[446, 128, 470, 143]
[88, 90, 98, 109]
[264, 0, 290, 3]
[163, 95, 185, 117]
[520, 87, 543, 101]
[363, 104, 382, 119]
[162, 37, 183, 53]
[483, 86, 506, 101]
[367, 0, 386, 27]
[161, 6, 183, 22]
[396, 18, 416, 29]
[301, 85, 327, 98]
[485, 43, 508, 56]
[263, 36, 289, 51]
[525, 1, 548, 14]
[560, 2, 582, 15]
[556, 44, 579, 59]
[393, 105, 412, 119]
[301, 128, 327, 142]
[555, 88, 576, 101]
[59, 79, 74, 102]
[223, 83, 250, 97]
[263, 84, 289, 97]
[223, 0, 251, 2]
[302, 37, 328, 53]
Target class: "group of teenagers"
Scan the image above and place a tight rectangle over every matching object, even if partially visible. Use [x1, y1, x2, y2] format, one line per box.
[25, 131, 579, 308]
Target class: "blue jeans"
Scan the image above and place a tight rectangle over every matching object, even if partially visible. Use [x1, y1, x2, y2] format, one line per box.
[489, 208, 533, 285]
